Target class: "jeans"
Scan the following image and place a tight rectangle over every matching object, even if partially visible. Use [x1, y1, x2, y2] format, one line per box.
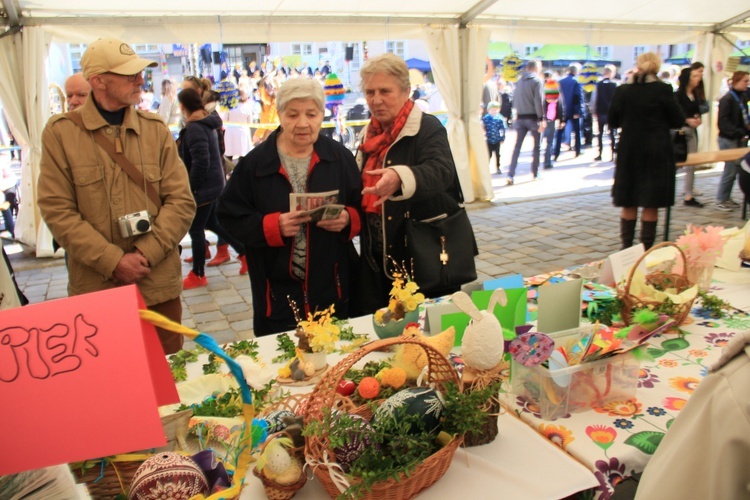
[543, 123, 556, 166]
[508, 117, 541, 178]
[189, 201, 245, 275]
[716, 136, 743, 203]
[554, 117, 582, 157]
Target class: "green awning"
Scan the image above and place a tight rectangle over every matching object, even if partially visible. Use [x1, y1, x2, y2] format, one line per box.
[488, 41, 514, 60]
[527, 44, 606, 61]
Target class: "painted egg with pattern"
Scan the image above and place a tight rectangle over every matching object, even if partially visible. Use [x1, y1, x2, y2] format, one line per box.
[128, 452, 208, 500]
[330, 411, 377, 472]
[372, 387, 445, 435]
[263, 410, 296, 434]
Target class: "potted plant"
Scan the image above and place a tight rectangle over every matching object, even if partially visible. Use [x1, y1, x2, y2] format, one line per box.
[372, 262, 425, 339]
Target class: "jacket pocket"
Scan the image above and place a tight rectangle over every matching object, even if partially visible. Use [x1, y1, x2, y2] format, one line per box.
[140, 164, 163, 213]
[72, 166, 109, 224]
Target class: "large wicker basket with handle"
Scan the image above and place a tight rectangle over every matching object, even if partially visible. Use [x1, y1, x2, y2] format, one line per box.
[617, 242, 697, 326]
[303, 336, 462, 500]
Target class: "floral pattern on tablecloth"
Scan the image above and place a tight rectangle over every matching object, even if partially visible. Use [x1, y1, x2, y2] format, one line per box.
[509, 307, 749, 499]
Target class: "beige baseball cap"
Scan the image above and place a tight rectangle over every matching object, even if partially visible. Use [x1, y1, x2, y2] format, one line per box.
[81, 38, 157, 79]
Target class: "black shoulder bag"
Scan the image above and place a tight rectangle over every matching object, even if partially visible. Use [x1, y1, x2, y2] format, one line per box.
[671, 129, 688, 163]
[404, 183, 478, 296]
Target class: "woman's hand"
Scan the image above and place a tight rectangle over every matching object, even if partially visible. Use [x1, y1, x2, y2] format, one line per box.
[362, 168, 402, 207]
[279, 211, 311, 237]
[686, 117, 701, 128]
[316, 209, 350, 232]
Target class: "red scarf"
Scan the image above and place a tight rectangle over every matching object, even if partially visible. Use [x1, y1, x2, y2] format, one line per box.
[360, 99, 414, 214]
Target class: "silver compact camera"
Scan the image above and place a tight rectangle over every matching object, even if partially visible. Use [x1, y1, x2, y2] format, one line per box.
[117, 211, 152, 238]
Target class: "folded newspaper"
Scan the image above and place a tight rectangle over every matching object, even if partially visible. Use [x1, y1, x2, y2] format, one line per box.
[289, 190, 345, 222]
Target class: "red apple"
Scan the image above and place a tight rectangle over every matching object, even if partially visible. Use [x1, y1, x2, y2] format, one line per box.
[336, 379, 356, 396]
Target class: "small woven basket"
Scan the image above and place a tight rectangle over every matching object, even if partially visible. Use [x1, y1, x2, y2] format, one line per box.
[304, 336, 462, 500]
[617, 242, 697, 326]
[252, 430, 308, 500]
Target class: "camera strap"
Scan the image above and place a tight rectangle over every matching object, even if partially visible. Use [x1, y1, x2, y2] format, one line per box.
[66, 112, 162, 208]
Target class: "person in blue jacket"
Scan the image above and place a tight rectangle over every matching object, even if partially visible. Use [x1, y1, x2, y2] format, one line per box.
[555, 63, 585, 159]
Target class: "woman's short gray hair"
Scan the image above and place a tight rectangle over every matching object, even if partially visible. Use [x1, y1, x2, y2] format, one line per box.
[277, 78, 325, 114]
[360, 53, 411, 94]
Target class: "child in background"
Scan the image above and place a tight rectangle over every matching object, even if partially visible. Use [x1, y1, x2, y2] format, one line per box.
[482, 101, 506, 174]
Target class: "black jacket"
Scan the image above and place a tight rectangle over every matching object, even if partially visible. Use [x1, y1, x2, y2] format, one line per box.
[178, 112, 226, 206]
[217, 129, 362, 336]
[609, 77, 685, 208]
[718, 90, 750, 141]
[355, 106, 476, 309]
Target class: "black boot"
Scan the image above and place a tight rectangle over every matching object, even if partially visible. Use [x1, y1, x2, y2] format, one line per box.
[620, 218, 636, 250]
[640, 220, 658, 250]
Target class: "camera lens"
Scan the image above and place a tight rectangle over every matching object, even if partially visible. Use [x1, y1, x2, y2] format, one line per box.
[136, 219, 151, 232]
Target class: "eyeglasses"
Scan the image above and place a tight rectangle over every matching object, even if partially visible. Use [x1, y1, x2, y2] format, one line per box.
[104, 71, 143, 82]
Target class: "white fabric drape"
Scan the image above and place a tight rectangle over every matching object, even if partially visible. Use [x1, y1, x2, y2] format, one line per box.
[694, 33, 736, 154]
[0, 28, 53, 256]
[422, 26, 475, 202]
[465, 27, 494, 201]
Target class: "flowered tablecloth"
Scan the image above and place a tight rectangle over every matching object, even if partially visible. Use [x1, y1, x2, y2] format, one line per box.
[506, 301, 750, 499]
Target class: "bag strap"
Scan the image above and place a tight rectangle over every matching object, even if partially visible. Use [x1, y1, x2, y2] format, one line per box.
[66, 112, 162, 208]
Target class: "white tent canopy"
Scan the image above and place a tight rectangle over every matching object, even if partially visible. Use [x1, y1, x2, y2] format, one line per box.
[1, 0, 749, 255]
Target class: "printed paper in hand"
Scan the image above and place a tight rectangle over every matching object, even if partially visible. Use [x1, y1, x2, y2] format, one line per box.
[289, 190, 344, 222]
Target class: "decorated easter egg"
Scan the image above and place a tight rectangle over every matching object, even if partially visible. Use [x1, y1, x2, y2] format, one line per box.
[263, 410, 296, 434]
[372, 387, 445, 435]
[129, 452, 209, 500]
[264, 442, 293, 476]
[302, 361, 316, 377]
[330, 412, 376, 472]
[509, 331, 554, 367]
[336, 379, 356, 396]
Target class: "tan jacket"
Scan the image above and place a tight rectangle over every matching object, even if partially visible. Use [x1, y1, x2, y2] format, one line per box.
[635, 331, 750, 499]
[38, 97, 196, 306]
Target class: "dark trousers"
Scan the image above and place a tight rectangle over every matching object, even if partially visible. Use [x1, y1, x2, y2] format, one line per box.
[487, 141, 501, 171]
[509, 117, 541, 178]
[2, 189, 16, 238]
[148, 297, 183, 354]
[189, 201, 245, 275]
[554, 116, 581, 156]
[597, 115, 616, 156]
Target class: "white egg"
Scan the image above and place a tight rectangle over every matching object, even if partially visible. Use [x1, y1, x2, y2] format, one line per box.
[461, 311, 505, 370]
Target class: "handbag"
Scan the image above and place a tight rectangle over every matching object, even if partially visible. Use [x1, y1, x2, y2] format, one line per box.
[404, 207, 478, 296]
[671, 129, 688, 163]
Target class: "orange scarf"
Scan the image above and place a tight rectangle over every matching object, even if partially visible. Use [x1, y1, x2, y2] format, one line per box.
[360, 99, 414, 214]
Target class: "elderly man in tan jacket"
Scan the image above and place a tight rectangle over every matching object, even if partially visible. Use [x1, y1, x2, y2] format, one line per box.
[38, 38, 195, 354]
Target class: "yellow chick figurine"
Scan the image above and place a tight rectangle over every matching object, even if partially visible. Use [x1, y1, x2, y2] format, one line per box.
[393, 324, 455, 380]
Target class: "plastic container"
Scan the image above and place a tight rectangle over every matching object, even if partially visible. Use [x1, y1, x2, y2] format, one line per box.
[510, 328, 640, 421]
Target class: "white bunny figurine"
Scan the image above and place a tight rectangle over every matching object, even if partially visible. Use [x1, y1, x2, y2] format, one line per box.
[452, 289, 507, 370]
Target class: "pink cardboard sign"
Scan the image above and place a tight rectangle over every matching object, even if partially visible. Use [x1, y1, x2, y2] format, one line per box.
[0, 285, 178, 476]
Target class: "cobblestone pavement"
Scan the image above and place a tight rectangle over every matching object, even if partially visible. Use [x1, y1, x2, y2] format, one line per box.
[6, 155, 747, 348]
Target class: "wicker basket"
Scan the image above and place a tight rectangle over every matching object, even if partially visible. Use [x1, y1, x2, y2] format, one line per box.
[73, 458, 145, 499]
[304, 336, 462, 500]
[252, 429, 308, 500]
[617, 242, 697, 326]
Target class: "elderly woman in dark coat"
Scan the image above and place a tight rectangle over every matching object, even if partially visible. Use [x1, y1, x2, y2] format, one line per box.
[218, 78, 362, 336]
[354, 53, 476, 313]
[609, 52, 685, 250]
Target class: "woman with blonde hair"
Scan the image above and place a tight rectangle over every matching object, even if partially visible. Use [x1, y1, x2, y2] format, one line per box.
[609, 52, 685, 249]
[158, 79, 181, 126]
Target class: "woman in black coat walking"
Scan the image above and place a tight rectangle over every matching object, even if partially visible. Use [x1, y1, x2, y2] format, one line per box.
[609, 52, 685, 250]
[177, 88, 246, 289]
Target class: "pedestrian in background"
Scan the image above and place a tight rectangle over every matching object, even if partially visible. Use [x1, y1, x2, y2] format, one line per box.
[715, 71, 750, 211]
[507, 60, 545, 185]
[482, 101, 506, 174]
[609, 52, 685, 250]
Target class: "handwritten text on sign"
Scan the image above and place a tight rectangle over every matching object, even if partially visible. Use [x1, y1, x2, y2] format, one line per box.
[0, 314, 99, 382]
